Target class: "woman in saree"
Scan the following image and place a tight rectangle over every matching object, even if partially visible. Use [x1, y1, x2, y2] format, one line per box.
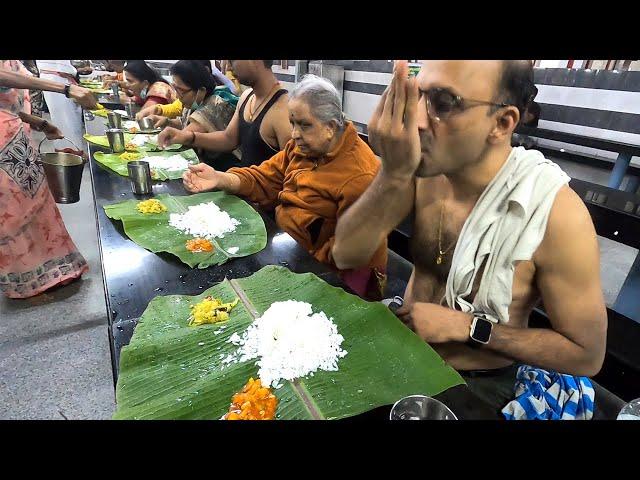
[0, 60, 89, 299]
[123, 60, 176, 110]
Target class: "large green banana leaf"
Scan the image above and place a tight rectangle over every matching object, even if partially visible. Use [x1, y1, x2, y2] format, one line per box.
[103, 192, 267, 268]
[113, 265, 465, 420]
[93, 149, 199, 180]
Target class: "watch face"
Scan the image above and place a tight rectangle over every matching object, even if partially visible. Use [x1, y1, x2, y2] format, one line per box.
[472, 318, 492, 343]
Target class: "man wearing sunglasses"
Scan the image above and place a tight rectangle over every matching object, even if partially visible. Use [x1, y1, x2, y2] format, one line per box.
[333, 61, 606, 415]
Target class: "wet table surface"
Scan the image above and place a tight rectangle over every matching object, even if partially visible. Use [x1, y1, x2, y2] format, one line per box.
[84, 115, 500, 420]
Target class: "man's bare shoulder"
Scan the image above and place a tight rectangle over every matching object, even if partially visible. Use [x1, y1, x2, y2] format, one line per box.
[272, 90, 290, 114]
[237, 88, 253, 105]
[259, 89, 289, 121]
[535, 184, 597, 266]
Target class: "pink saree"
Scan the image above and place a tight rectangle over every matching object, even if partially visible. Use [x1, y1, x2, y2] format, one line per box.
[0, 60, 88, 298]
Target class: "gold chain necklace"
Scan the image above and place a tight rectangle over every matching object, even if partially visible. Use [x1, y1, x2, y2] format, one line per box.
[249, 82, 280, 122]
[436, 201, 458, 265]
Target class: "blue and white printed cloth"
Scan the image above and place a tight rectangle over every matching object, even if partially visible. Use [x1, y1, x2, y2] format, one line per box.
[502, 365, 595, 420]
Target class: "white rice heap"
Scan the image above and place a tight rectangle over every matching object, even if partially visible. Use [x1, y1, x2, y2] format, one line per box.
[123, 120, 138, 129]
[225, 300, 347, 388]
[143, 154, 190, 172]
[169, 202, 240, 239]
[227, 247, 239, 254]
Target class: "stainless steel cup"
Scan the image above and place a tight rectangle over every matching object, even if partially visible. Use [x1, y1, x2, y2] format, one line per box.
[127, 161, 153, 195]
[107, 111, 122, 129]
[125, 103, 140, 119]
[111, 82, 120, 97]
[137, 117, 155, 131]
[106, 128, 125, 153]
[390, 395, 458, 420]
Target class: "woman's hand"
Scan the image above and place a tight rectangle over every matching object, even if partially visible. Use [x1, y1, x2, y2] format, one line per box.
[158, 127, 191, 149]
[147, 114, 169, 129]
[42, 122, 64, 140]
[68, 85, 98, 109]
[182, 163, 221, 193]
[136, 104, 159, 120]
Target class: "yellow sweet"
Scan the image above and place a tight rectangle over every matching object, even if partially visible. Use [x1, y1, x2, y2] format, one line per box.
[136, 199, 167, 214]
[188, 296, 239, 326]
[119, 152, 141, 161]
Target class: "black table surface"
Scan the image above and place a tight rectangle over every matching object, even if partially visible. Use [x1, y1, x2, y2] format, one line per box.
[84, 115, 500, 420]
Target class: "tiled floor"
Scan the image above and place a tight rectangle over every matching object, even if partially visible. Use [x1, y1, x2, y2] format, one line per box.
[0, 123, 115, 419]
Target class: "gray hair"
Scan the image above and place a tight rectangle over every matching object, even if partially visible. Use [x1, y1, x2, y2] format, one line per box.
[290, 74, 346, 131]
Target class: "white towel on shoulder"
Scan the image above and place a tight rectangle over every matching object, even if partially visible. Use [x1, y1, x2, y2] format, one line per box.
[444, 147, 570, 324]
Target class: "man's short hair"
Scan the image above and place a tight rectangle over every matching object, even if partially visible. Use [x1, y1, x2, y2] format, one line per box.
[263, 60, 274, 69]
[494, 60, 538, 118]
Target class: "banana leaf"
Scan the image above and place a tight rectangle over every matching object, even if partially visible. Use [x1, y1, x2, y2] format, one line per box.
[113, 265, 465, 420]
[93, 149, 199, 180]
[83, 133, 135, 148]
[103, 192, 268, 268]
[84, 132, 182, 152]
[85, 86, 112, 94]
[107, 120, 160, 135]
[90, 108, 110, 118]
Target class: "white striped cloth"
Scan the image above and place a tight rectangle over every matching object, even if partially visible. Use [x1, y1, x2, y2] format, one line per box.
[502, 366, 595, 420]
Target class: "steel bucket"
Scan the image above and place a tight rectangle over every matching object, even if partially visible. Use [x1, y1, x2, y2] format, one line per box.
[38, 138, 85, 204]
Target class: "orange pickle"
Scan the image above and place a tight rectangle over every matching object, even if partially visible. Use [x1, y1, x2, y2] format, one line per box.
[185, 237, 214, 253]
[223, 378, 278, 420]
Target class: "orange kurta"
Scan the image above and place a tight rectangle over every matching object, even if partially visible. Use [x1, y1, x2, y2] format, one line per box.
[228, 122, 387, 299]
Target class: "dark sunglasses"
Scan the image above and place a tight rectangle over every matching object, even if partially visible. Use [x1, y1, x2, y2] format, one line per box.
[421, 87, 510, 122]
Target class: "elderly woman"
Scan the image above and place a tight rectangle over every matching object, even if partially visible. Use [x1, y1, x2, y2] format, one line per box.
[123, 60, 175, 110]
[182, 74, 387, 299]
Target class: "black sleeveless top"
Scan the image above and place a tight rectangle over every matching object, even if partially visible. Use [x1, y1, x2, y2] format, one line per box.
[237, 88, 288, 167]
